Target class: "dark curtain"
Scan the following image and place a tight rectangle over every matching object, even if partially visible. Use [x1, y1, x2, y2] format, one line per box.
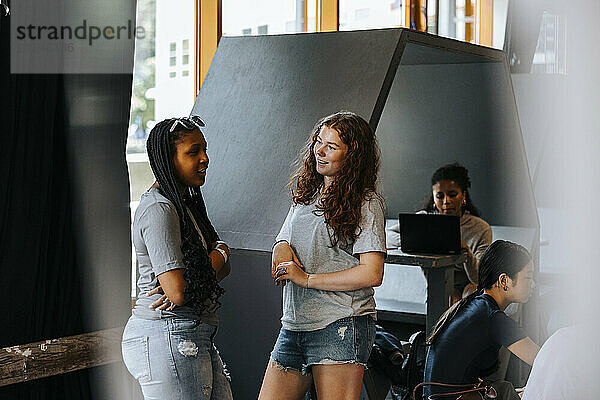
[0, 10, 92, 400]
[0, 3, 134, 399]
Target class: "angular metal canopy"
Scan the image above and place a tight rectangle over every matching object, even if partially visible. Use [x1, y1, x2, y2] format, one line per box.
[191, 28, 538, 252]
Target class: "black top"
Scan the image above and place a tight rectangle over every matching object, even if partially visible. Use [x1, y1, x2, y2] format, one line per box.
[423, 294, 526, 398]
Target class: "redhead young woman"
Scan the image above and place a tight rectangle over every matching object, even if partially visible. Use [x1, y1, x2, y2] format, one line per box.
[259, 111, 387, 400]
[121, 116, 233, 400]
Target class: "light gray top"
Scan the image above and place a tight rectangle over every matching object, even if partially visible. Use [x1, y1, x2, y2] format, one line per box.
[275, 193, 387, 331]
[131, 188, 218, 325]
[386, 211, 492, 284]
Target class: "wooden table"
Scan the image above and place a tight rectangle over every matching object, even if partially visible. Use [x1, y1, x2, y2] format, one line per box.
[383, 249, 467, 333]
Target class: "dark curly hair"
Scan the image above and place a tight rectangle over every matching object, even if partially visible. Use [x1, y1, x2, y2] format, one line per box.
[291, 111, 382, 246]
[146, 118, 224, 311]
[421, 162, 481, 217]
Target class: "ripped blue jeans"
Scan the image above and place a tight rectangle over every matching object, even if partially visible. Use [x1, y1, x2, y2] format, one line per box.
[122, 315, 232, 400]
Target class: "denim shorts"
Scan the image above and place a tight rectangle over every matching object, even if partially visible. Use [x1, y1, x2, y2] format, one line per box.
[270, 315, 376, 375]
[121, 315, 232, 400]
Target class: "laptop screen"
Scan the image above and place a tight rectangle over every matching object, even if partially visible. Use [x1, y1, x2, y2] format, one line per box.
[398, 213, 461, 255]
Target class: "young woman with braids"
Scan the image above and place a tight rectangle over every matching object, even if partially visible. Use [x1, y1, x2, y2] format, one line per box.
[387, 163, 492, 301]
[258, 111, 387, 400]
[422, 240, 540, 400]
[121, 116, 233, 399]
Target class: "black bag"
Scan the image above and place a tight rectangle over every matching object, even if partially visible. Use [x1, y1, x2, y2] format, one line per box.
[368, 327, 407, 385]
[390, 330, 428, 400]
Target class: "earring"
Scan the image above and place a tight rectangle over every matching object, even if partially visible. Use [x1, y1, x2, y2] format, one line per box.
[503, 285, 508, 291]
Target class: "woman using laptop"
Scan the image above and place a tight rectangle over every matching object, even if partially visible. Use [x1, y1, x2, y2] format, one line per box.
[422, 240, 540, 400]
[258, 111, 387, 400]
[388, 163, 491, 301]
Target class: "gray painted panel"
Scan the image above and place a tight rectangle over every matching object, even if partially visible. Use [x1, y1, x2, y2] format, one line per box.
[193, 29, 537, 253]
[400, 41, 493, 65]
[378, 62, 537, 227]
[192, 30, 402, 251]
[213, 249, 283, 398]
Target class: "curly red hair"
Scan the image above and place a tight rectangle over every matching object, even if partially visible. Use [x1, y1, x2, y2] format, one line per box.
[291, 111, 381, 246]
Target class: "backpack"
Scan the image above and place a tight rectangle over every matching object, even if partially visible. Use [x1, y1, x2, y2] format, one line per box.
[391, 330, 428, 400]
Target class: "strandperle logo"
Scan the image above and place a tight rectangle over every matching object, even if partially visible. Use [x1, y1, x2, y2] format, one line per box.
[15, 19, 145, 46]
[11, 0, 141, 73]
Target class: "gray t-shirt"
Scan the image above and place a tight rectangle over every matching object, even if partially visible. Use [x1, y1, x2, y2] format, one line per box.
[275, 193, 387, 331]
[131, 188, 218, 325]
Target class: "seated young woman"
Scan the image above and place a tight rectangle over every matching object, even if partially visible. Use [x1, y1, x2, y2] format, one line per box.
[422, 240, 540, 400]
[387, 163, 492, 301]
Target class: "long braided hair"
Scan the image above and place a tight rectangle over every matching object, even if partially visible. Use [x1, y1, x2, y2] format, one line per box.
[427, 240, 531, 344]
[146, 118, 224, 310]
[420, 163, 481, 217]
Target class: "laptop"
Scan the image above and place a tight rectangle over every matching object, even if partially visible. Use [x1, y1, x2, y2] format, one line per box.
[398, 213, 461, 255]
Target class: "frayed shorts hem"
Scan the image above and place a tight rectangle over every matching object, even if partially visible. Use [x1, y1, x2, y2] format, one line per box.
[269, 357, 368, 376]
[269, 357, 312, 376]
[269, 315, 376, 376]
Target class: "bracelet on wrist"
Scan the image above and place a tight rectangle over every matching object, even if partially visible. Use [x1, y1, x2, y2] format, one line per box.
[215, 246, 228, 264]
[305, 273, 310, 289]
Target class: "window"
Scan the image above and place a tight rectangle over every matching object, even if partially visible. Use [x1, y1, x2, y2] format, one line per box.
[436, 0, 504, 48]
[340, 0, 403, 31]
[223, 0, 318, 36]
[155, 1, 196, 119]
[257, 24, 269, 34]
[127, 0, 197, 298]
[182, 39, 190, 65]
[453, 0, 476, 43]
[427, 0, 437, 34]
[169, 41, 177, 66]
[532, 11, 566, 75]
